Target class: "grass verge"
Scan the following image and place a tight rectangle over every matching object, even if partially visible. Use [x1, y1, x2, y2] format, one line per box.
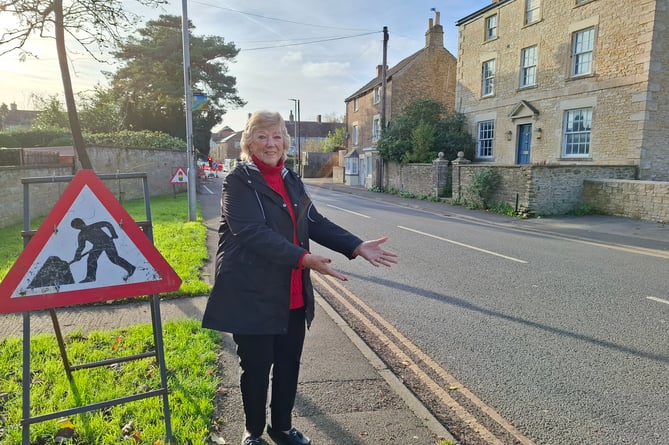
[0, 193, 210, 296]
[0, 320, 221, 444]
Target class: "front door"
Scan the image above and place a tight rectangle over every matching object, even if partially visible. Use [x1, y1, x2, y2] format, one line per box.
[516, 124, 532, 165]
[359, 157, 366, 186]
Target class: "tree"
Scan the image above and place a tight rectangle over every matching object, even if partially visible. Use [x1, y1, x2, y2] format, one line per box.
[110, 15, 245, 156]
[0, 0, 168, 168]
[30, 94, 69, 129]
[0, 103, 8, 131]
[321, 127, 347, 152]
[377, 98, 475, 163]
[77, 86, 125, 134]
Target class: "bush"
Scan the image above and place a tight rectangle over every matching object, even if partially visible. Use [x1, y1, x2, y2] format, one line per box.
[0, 134, 20, 148]
[0, 129, 186, 151]
[0, 148, 21, 165]
[464, 168, 500, 209]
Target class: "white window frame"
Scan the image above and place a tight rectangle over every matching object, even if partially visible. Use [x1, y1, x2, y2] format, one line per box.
[477, 120, 495, 159]
[482, 59, 496, 97]
[373, 86, 381, 104]
[562, 107, 592, 157]
[353, 98, 359, 112]
[571, 27, 595, 77]
[485, 14, 497, 41]
[525, 0, 540, 25]
[520, 45, 538, 88]
[346, 157, 358, 175]
[372, 116, 381, 143]
[352, 124, 359, 146]
[366, 155, 373, 177]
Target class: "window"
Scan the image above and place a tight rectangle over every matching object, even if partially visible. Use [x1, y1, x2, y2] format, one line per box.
[525, 0, 540, 24]
[373, 86, 381, 104]
[353, 98, 359, 112]
[572, 28, 594, 76]
[482, 59, 496, 97]
[346, 157, 358, 175]
[372, 116, 381, 142]
[563, 108, 592, 157]
[352, 124, 359, 145]
[485, 14, 497, 40]
[366, 156, 373, 177]
[520, 45, 538, 87]
[477, 120, 495, 158]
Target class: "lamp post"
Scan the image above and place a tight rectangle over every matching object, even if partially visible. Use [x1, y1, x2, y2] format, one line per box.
[289, 98, 300, 174]
[181, 0, 197, 221]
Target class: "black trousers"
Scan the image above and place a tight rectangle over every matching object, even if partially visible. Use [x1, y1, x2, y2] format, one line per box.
[232, 308, 306, 437]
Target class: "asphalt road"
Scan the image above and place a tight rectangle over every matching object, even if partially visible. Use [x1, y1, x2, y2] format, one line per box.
[305, 184, 668, 445]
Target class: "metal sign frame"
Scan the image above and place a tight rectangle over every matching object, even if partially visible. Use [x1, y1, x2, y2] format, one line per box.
[16, 172, 175, 445]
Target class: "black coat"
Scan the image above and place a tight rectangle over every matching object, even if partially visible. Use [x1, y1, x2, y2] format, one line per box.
[201, 162, 363, 335]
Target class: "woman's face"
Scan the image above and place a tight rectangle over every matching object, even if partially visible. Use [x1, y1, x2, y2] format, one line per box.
[249, 126, 284, 166]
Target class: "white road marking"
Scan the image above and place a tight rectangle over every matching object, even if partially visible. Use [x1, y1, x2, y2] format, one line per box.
[646, 296, 669, 305]
[201, 185, 215, 195]
[398, 225, 528, 264]
[326, 204, 371, 218]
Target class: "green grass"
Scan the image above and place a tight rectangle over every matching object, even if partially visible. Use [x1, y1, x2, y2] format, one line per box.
[0, 193, 210, 296]
[0, 193, 216, 444]
[0, 320, 221, 444]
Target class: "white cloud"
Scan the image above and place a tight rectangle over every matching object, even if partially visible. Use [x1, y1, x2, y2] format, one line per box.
[281, 51, 303, 63]
[301, 62, 351, 79]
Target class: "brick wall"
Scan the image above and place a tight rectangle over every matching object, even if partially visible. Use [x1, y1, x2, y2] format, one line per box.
[1, 146, 187, 228]
[584, 179, 669, 222]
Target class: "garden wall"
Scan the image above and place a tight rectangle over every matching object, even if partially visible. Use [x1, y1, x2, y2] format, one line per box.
[0, 146, 187, 228]
[451, 164, 637, 216]
[584, 179, 669, 223]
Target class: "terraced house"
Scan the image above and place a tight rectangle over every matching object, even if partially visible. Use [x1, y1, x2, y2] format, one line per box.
[343, 11, 457, 187]
[456, 0, 669, 181]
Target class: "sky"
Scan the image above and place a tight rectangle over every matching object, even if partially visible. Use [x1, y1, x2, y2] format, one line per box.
[0, 0, 491, 132]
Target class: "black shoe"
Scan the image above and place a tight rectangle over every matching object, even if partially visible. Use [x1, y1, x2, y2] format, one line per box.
[242, 435, 267, 445]
[267, 426, 311, 445]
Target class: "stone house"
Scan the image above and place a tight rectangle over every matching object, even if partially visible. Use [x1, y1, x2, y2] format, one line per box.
[455, 0, 669, 181]
[343, 10, 457, 187]
[1, 103, 37, 130]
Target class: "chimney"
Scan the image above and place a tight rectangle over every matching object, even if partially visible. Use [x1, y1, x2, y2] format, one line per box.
[289, 109, 294, 122]
[317, 114, 322, 123]
[425, 10, 444, 49]
[10, 102, 17, 111]
[376, 64, 387, 78]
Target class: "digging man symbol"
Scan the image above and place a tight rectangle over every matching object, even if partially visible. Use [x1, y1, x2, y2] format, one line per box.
[70, 218, 136, 283]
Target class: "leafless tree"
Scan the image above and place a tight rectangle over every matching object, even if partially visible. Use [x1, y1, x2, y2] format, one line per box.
[0, 0, 167, 169]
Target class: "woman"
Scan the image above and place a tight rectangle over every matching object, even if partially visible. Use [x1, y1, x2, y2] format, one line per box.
[202, 111, 397, 445]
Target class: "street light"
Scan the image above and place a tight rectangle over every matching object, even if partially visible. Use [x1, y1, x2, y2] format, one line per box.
[289, 98, 300, 175]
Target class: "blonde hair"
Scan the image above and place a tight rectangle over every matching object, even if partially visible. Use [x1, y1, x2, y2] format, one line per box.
[239, 111, 291, 162]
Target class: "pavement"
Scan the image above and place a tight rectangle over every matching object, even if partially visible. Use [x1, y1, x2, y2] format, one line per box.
[1, 176, 667, 445]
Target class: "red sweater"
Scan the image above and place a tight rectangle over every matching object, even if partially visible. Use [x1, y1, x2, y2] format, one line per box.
[253, 156, 306, 309]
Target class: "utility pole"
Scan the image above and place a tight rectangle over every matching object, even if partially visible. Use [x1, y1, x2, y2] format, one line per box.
[290, 98, 301, 175]
[182, 0, 197, 221]
[379, 26, 389, 192]
[297, 99, 301, 176]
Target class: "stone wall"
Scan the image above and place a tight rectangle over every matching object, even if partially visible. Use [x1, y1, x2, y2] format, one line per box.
[456, 0, 668, 179]
[584, 179, 669, 223]
[1, 146, 187, 228]
[302, 152, 339, 178]
[451, 164, 638, 215]
[384, 161, 444, 197]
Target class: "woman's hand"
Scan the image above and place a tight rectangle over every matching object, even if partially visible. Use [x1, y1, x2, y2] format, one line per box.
[352, 236, 398, 267]
[302, 253, 348, 281]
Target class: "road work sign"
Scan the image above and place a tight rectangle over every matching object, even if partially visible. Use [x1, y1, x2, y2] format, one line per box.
[0, 170, 182, 314]
[169, 166, 188, 184]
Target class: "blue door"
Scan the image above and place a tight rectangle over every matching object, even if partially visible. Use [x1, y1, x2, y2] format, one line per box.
[516, 124, 532, 165]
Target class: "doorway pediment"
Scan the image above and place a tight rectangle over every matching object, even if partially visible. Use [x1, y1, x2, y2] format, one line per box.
[509, 100, 539, 121]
